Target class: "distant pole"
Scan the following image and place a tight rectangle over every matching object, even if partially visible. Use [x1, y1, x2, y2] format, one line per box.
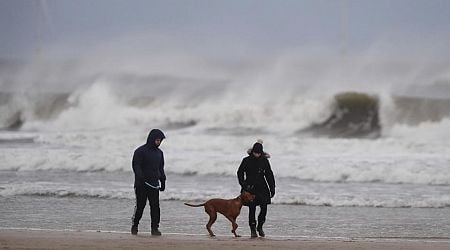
[340, 0, 348, 57]
[33, 0, 51, 59]
[32, 0, 42, 58]
[340, 0, 349, 86]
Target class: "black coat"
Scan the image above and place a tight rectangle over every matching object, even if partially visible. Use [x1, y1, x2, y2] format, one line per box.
[237, 154, 275, 205]
[132, 129, 166, 188]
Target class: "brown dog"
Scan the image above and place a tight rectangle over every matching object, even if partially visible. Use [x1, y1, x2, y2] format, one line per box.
[184, 191, 255, 237]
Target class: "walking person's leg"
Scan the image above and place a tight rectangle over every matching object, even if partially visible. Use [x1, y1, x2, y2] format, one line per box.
[248, 204, 257, 238]
[257, 204, 268, 237]
[131, 186, 147, 235]
[148, 188, 161, 235]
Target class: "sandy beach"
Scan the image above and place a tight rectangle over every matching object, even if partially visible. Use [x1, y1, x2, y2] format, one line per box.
[1, 229, 449, 250]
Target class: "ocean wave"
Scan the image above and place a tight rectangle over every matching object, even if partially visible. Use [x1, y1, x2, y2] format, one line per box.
[276, 200, 450, 208]
[0, 92, 71, 130]
[0, 136, 36, 144]
[2, 85, 450, 138]
[2, 188, 448, 208]
[0, 187, 131, 200]
[2, 44, 450, 134]
[1, 167, 447, 209]
[299, 92, 381, 138]
[1, 164, 448, 186]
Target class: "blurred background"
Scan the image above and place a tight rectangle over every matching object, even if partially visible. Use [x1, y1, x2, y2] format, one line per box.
[0, 0, 449, 237]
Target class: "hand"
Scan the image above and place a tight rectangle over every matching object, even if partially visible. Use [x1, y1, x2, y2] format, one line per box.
[160, 181, 165, 192]
[245, 184, 254, 192]
[270, 189, 275, 198]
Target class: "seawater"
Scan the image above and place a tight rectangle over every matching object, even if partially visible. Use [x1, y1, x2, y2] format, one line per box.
[1, 59, 450, 238]
[2, 195, 449, 239]
[1, 127, 450, 207]
[1, 127, 450, 238]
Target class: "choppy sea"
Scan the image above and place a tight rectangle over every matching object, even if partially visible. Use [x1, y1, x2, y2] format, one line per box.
[1, 58, 450, 239]
[1, 128, 449, 239]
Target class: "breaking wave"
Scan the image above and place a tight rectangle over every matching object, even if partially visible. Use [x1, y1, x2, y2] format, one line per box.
[2, 86, 450, 138]
[2, 49, 450, 138]
[299, 92, 381, 138]
[1, 186, 448, 208]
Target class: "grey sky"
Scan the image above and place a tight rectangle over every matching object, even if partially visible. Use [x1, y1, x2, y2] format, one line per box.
[1, 0, 450, 60]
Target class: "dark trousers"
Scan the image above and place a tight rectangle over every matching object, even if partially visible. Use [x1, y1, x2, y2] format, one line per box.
[132, 185, 160, 229]
[248, 204, 267, 226]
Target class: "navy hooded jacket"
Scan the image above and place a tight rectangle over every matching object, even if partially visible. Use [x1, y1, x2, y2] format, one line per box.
[132, 129, 166, 188]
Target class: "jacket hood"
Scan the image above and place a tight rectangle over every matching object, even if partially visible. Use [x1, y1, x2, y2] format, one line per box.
[146, 129, 166, 147]
[252, 142, 263, 153]
[246, 139, 270, 158]
[246, 149, 271, 158]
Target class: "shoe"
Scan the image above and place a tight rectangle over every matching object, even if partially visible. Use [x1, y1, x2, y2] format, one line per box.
[257, 227, 265, 237]
[250, 223, 257, 238]
[257, 220, 265, 237]
[151, 229, 162, 236]
[131, 225, 138, 235]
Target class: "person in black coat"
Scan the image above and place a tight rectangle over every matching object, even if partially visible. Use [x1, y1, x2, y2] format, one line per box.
[131, 129, 166, 236]
[237, 141, 275, 238]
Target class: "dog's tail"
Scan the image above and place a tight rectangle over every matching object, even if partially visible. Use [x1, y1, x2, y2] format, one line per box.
[184, 202, 205, 207]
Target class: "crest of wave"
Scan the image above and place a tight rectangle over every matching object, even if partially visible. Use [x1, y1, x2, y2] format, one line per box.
[24, 81, 147, 131]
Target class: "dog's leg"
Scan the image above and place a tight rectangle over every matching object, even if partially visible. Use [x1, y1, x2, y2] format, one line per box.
[205, 206, 217, 237]
[225, 215, 241, 237]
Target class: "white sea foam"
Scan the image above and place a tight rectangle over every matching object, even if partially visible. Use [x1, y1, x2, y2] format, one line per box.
[1, 128, 450, 187]
[1, 44, 450, 209]
[1, 172, 448, 208]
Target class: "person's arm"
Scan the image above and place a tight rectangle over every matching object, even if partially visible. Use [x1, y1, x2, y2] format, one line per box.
[264, 159, 276, 197]
[237, 159, 246, 188]
[159, 151, 166, 191]
[132, 149, 145, 183]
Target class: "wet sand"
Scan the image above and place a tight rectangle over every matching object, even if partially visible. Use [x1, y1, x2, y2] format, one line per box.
[1, 229, 449, 250]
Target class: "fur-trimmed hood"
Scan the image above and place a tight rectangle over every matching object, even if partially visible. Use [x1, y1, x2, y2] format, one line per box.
[247, 139, 271, 158]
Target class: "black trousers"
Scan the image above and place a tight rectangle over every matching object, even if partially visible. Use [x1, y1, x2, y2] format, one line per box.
[248, 204, 267, 226]
[132, 185, 160, 229]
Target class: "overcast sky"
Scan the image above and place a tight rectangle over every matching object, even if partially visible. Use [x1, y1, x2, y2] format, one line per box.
[1, 0, 450, 60]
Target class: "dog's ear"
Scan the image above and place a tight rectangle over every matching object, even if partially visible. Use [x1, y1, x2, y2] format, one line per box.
[241, 191, 255, 202]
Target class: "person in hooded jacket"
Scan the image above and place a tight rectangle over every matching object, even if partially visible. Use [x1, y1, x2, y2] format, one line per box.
[237, 141, 275, 238]
[131, 129, 166, 236]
